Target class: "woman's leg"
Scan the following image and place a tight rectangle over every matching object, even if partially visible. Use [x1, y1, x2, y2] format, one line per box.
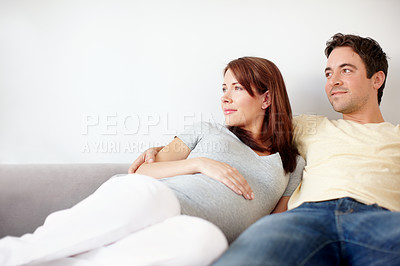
[0, 174, 180, 266]
[31, 215, 228, 266]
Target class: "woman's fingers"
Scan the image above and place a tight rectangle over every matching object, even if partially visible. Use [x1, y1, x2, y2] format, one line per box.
[197, 157, 253, 200]
[219, 166, 253, 200]
[232, 171, 254, 200]
[219, 176, 243, 196]
[237, 173, 254, 199]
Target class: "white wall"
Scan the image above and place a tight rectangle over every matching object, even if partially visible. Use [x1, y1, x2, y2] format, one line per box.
[1, 0, 399, 163]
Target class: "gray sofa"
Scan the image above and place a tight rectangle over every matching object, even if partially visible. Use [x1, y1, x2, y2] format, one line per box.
[0, 164, 130, 238]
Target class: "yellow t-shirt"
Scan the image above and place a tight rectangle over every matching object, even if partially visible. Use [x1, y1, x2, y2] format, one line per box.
[288, 115, 400, 211]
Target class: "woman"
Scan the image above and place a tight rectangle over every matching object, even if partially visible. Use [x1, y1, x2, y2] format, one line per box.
[0, 57, 304, 266]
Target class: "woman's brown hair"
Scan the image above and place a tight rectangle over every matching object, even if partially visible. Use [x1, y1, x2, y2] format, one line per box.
[225, 57, 298, 173]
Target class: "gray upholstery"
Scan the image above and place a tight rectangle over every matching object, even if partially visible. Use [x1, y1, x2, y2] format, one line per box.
[0, 164, 130, 238]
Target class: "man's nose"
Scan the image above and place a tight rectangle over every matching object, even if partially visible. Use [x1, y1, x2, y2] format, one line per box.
[329, 72, 343, 87]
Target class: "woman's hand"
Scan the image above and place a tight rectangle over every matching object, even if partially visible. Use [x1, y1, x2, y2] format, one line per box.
[128, 146, 164, 174]
[196, 157, 254, 200]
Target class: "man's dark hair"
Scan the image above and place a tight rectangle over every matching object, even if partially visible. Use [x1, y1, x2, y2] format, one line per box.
[325, 33, 388, 105]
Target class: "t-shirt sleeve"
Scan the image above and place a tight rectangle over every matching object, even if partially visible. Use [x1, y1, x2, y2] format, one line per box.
[282, 155, 305, 196]
[293, 115, 324, 160]
[293, 115, 308, 148]
[175, 122, 211, 151]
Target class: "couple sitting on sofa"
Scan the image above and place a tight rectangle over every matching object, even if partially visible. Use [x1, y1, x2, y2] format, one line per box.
[1, 33, 399, 266]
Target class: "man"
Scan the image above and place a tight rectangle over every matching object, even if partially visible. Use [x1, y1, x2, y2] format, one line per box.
[130, 33, 400, 265]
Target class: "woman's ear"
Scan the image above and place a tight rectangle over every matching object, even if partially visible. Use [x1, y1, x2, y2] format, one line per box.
[261, 91, 271, 110]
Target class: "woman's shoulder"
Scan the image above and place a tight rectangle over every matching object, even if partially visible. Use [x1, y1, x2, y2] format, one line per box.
[191, 121, 228, 135]
[197, 121, 226, 130]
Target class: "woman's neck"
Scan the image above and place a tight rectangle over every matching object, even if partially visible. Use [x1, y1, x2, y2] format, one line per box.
[253, 150, 271, 156]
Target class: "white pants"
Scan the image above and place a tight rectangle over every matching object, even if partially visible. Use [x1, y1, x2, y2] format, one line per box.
[0, 174, 228, 266]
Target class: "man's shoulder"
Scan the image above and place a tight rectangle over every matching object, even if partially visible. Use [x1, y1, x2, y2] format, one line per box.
[293, 114, 328, 127]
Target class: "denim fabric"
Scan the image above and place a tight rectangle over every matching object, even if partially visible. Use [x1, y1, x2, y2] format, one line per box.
[213, 198, 400, 266]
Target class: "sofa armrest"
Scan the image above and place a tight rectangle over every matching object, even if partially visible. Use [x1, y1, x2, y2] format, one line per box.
[0, 163, 130, 238]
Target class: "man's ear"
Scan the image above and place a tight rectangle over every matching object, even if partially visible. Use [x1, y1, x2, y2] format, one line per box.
[373, 71, 385, 90]
[262, 91, 271, 110]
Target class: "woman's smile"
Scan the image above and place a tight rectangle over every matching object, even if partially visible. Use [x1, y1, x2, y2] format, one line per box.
[223, 109, 237, 115]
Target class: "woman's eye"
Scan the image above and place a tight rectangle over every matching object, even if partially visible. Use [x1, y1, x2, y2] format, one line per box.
[222, 87, 227, 93]
[235, 86, 243, 90]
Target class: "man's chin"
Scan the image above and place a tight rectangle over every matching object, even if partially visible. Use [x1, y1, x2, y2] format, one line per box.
[329, 100, 349, 114]
[331, 103, 347, 114]
[332, 104, 355, 115]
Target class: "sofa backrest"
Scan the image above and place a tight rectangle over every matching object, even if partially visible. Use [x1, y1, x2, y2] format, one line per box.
[0, 164, 130, 238]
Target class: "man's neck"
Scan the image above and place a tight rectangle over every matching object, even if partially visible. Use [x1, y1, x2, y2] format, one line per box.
[342, 108, 385, 124]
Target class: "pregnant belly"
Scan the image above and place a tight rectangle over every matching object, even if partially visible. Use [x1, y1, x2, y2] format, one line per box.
[159, 174, 273, 243]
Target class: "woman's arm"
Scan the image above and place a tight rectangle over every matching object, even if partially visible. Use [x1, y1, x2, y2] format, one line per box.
[136, 137, 193, 178]
[271, 196, 290, 213]
[135, 137, 254, 200]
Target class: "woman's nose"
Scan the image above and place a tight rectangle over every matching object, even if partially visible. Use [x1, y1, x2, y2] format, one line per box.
[221, 89, 233, 103]
[221, 93, 232, 103]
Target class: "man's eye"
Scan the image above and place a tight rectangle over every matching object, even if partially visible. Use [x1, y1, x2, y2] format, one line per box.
[343, 69, 351, 73]
[325, 72, 332, 78]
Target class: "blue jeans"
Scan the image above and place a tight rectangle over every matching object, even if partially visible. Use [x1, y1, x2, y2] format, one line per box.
[213, 198, 400, 265]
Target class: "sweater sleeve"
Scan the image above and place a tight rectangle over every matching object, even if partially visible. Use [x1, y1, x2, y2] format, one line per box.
[175, 122, 211, 151]
[282, 155, 304, 196]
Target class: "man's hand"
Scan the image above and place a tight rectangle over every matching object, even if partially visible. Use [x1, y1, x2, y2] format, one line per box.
[128, 146, 164, 174]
